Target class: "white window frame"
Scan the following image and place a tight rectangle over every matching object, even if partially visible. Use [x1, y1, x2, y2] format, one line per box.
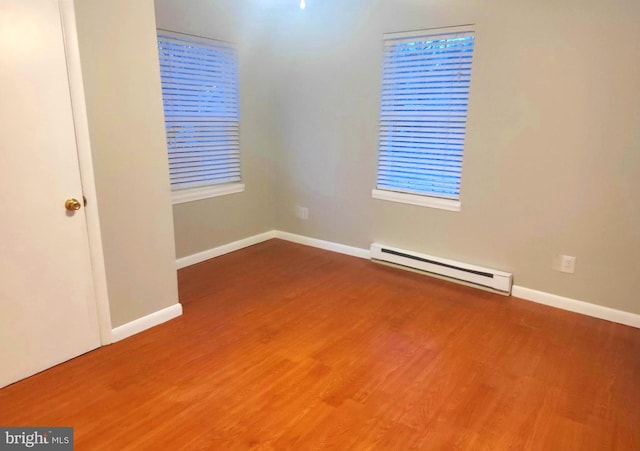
[157, 29, 245, 205]
[372, 25, 476, 212]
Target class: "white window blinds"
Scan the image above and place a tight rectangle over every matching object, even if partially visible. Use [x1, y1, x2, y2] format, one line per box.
[157, 31, 240, 191]
[377, 27, 475, 200]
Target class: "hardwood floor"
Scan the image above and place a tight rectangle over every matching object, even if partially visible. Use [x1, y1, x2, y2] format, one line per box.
[1, 239, 639, 450]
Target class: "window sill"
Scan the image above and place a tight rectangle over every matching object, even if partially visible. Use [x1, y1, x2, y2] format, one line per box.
[172, 183, 245, 205]
[371, 188, 461, 212]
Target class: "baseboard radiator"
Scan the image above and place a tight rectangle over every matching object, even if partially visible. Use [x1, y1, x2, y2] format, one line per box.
[370, 243, 513, 294]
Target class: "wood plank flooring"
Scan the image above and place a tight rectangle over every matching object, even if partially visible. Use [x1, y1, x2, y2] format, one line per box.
[1, 239, 639, 450]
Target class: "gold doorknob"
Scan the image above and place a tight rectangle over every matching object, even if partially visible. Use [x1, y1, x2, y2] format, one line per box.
[65, 198, 82, 211]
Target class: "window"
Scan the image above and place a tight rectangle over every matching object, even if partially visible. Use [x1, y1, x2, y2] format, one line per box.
[373, 26, 475, 212]
[157, 30, 243, 204]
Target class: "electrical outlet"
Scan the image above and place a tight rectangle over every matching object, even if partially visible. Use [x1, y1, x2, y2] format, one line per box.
[561, 255, 576, 273]
[554, 255, 576, 273]
[295, 206, 309, 220]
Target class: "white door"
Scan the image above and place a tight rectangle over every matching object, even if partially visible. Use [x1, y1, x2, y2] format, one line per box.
[0, 0, 101, 388]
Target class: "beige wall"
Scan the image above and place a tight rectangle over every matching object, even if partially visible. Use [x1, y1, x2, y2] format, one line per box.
[154, 0, 277, 258]
[75, 0, 179, 327]
[148, 0, 638, 316]
[267, 0, 640, 314]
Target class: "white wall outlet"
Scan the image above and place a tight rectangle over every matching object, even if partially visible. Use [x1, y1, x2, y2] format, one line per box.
[554, 255, 576, 273]
[295, 206, 309, 220]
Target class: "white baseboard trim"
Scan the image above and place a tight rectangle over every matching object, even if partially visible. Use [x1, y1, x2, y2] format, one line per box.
[273, 231, 370, 260]
[512, 286, 640, 329]
[176, 230, 369, 270]
[176, 231, 277, 269]
[111, 303, 183, 343]
[175, 232, 638, 329]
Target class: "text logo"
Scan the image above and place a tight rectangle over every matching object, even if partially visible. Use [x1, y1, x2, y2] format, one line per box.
[0, 428, 73, 450]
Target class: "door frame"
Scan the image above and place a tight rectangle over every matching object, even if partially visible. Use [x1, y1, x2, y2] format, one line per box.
[60, 0, 112, 344]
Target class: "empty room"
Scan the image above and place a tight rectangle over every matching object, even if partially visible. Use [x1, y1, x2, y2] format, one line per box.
[1, 0, 639, 449]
